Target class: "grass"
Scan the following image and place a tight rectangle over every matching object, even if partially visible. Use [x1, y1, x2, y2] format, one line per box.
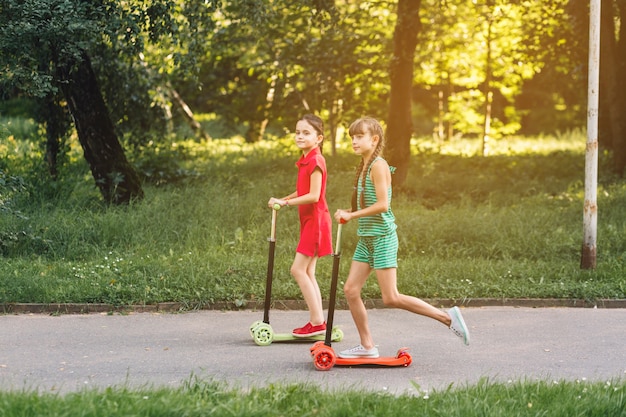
[0, 377, 624, 416]
[1, 127, 626, 306]
[2, 125, 626, 414]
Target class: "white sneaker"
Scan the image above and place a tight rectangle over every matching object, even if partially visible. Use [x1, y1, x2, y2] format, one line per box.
[448, 306, 470, 345]
[338, 344, 379, 359]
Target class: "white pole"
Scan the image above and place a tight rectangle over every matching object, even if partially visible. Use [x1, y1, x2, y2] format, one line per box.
[581, 0, 600, 269]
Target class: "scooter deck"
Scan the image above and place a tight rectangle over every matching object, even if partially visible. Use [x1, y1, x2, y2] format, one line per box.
[250, 321, 343, 346]
[310, 341, 412, 370]
[273, 332, 341, 342]
[334, 352, 411, 367]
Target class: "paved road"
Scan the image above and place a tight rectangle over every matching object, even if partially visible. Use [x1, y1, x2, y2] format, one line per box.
[1, 307, 625, 395]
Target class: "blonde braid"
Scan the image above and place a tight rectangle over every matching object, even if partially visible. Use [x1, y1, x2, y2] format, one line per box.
[348, 117, 385, 211]
[351, 159, 364, 212]
[359, 140, 384, 209]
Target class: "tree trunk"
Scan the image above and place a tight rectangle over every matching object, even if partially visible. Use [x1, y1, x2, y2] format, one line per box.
[246, 120, 263, 143]
[481, 11, 494, 157]
[257, 73, 279, 143]
[386, 0, 421, 187]
[436, 89, 444, 143]
[57, 51, 143, 205]
[446, 74, 454, 141]
[600, 1, 626, 177]
[169, 88, 211, 142]
[329, 93, 343, 156]
[40, 94, 69, 179]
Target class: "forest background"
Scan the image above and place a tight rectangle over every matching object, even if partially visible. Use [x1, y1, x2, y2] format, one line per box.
[1, 0, 626, 308]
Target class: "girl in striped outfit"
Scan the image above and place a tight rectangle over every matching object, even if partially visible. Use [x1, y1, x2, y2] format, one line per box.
[333, 117, 470, 358]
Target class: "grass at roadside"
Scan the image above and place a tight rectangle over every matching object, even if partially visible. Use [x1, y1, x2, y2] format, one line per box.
[1, 130, 626, 306]
[0, 378, 624, 417]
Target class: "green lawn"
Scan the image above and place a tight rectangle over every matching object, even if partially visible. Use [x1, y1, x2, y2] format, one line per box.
[0, 378, 624, 417]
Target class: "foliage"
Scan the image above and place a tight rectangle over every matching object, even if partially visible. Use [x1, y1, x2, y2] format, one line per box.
[182, 0, 589, 141]
[0, 0, 221, 149]
[0, 0, 102, 97]
[415, 0, 583, 139]
[184, 0, 395, 143]
[1, 0, 596, 168]
[515, 0, 587, 135]
[0, 378, 624, 416]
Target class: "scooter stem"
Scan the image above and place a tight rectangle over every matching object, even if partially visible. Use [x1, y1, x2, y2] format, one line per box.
[324, 223, 342, 346]
[263, 207, 279, 324]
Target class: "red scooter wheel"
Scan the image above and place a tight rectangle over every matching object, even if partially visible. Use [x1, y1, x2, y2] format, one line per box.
[313, 346, 336, 371]
[397, 349, 412, 366]
[310, 341, 325, 356]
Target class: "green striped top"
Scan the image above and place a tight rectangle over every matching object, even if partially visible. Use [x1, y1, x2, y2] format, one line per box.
[357, 157, 397, 237]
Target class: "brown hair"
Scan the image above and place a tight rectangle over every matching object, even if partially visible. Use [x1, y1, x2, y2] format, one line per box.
[300, 114, 325, 153]
[349, 117, 385, 212]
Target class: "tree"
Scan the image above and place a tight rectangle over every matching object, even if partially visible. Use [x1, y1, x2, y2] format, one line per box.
[414, 0, 574, 146]
[57, 51, 144, 204]
[566, 0, 626, 177]
[599, 0, 626, 176]
[516, 0, 585, 136]
[183, 0, 393, 147]
[386, 0, 421, 187]
[36, 93, 71, 178]
[0, 0, 143, 203]
[0, 0, 220, 203]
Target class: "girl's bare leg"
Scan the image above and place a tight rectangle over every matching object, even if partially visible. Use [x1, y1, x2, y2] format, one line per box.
[305, 256, 324, 323]
[375, 268, 451, 326]
[343, 261, 375, 349]
[291, 253, 324, 325]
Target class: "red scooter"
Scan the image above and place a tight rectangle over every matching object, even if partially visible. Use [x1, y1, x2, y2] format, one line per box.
[310, 222, 411, 370]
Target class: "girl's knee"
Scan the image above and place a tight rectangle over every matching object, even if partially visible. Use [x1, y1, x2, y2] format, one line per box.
[343, 282, 360, 300]
[381, 293, 401, 308]
[290, 264, 308, 278]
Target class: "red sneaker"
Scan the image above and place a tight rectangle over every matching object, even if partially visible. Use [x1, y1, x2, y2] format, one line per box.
[292, 322, 326, 337]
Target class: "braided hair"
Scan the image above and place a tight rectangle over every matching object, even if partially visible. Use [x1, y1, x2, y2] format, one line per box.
[349, 117, 385, 212]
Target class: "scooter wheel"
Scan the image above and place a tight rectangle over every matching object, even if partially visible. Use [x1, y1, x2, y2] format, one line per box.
[330, 327, 344, 342]
[310, 341, 325, 356]
[397, 350, 412, 366]
[253, 323, 274, 346]
[249, 321, 262, 338]
[313, 347, 336, 371]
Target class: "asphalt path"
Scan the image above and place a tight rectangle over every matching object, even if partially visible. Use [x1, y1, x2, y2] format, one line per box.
[1, 307, 625, 395]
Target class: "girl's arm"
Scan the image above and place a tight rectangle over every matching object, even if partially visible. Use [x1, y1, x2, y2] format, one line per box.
[287, 168, 322, 205]
[268, 168, 322, 208]
[334, 159, 390, 222]
[369, 159, 391, 214]
[267, 192, 297, 208]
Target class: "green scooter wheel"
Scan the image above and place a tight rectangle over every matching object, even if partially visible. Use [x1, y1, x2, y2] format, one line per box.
[253, 322, 274, 346]
[331, 327, 344, 342]
[249, 320, 263, 338]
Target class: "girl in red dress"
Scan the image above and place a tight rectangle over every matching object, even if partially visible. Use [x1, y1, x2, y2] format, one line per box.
[268, 114, 333, 337]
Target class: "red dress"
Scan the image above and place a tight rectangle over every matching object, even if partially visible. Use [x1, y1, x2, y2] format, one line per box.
[295, 147, 333, 257]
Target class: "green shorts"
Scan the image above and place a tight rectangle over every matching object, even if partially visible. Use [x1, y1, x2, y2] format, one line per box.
[352, 232, 398, 269]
